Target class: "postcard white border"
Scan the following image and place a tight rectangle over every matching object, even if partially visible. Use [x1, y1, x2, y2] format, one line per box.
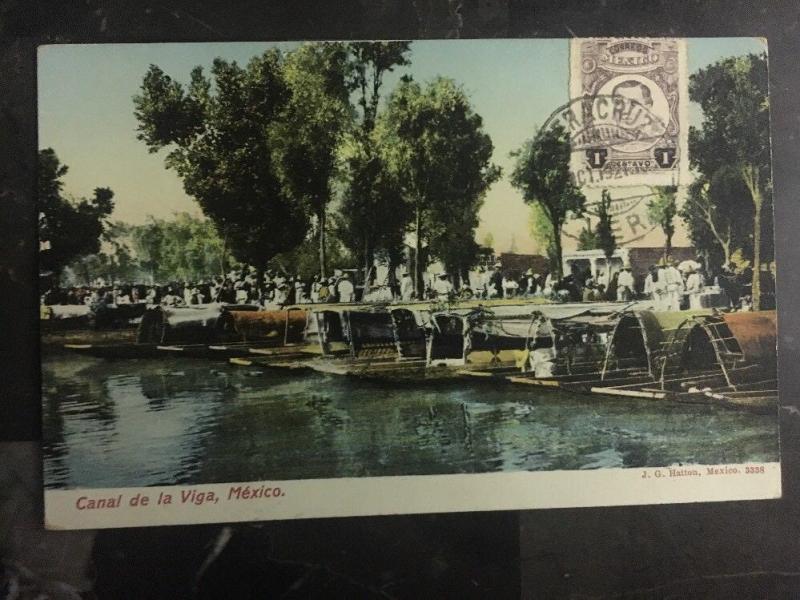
[45, 462, 780, 530]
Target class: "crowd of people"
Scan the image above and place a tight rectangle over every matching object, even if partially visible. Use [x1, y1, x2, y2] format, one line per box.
[41, 268, 357, 309]
[41, 258, 761, 312]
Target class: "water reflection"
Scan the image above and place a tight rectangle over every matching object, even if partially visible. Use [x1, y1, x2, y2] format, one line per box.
[41, 354, 779, 489]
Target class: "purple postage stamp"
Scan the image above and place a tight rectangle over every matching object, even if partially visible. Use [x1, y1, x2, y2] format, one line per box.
[569, 38, 688, 188]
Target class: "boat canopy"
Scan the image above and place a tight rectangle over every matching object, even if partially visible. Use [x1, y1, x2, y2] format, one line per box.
[305, 309, 351, 356]
[345, 309, 397, 359]
[216, 308, 307, 344]
[658, 310, 777, 386]
[389, 308, 427, 359]
[602, 309, 713, 378]
[721, 311, 777, 363]
[137, 304, 227, 344]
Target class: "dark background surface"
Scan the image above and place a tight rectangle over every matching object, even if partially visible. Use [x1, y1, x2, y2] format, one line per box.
[2, 1, 799, 597]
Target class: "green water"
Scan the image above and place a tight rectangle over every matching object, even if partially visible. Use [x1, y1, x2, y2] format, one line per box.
[41, 353, 779, 489]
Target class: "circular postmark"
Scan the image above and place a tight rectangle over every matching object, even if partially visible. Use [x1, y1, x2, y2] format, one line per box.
[541, 94, 678, 188]
[542, 93, 668, 152]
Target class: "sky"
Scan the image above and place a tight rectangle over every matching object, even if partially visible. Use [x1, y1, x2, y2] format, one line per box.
[38, 37, 766, 255]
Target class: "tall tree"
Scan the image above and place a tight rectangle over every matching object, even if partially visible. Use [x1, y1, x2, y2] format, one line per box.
[38, 148, 115, 279]
[133, 51, 308, 272]
[381, 76, 501, 292]
[681, 168, 753, 270]
[595, 189, 617, 281]
[347, 42, 411, 133]
[527, 203, 557, 269]
[646, 186, 678, 259]
[339, 42, 411, 290]
[576, 216, 598, 251]
[689, 53, 771, 309]
[130, 214, 235, 283]
[272, 43, 353, 277]
[510, 122, 585, 280]
[336, 134, 409, 289]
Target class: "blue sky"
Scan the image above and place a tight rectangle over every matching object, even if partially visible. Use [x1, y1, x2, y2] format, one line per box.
[38, 38, 765, 254]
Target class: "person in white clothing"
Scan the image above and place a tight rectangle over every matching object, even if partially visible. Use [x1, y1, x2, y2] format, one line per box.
[400, 272, 414, 301]
[616, 265, 635, 302]
[685, 265, 705, 308]
[433, 273, 453, 298]
[310, 275, 322, 303]
[662, 260, 685, 311]
[337, 274, 355, 303]
[644, 265, 667, 309]
[502, 275, 519, 298]
[543, 272, 555, 297]
[595, 269, 608, 291]
[273, 283, 288, 305]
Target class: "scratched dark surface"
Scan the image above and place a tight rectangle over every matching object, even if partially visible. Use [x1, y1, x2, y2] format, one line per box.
[2, 1, 800, 598]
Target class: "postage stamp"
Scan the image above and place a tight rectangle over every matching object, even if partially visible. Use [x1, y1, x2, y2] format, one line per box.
[568, 38, 689, 188]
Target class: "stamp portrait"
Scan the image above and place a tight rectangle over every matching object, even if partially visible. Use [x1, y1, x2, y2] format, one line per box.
[569, 38, 689, 188]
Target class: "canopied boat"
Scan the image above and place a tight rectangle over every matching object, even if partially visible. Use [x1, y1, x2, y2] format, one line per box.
[304, 308, 352, 356]
[657, 310, 778, 411]
[599, 309, 713, 380]
[582, 309, 777, 407]
[429, 302, 637, 369]
[216, 307, 307, 344]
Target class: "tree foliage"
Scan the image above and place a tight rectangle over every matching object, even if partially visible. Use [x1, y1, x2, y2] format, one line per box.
[380, 76, 500, 289]
[133, 51, 308, 270]
[646, 186, 678, 259]
[528, 203, 557, 269]
[689, 52, 771, 308]
[346, 42, 411, 132]
[67, 221, 138, 285]
[681, 167, 753, 268]
[38, 148, 115, 277]
[575, 217, 598, 252]
[272, 43, 354, 276]
[510, 122, 585, 279]
[67, 213, 237, 285]
[130, 213, 234, 283]
[338, 42, 412, 287]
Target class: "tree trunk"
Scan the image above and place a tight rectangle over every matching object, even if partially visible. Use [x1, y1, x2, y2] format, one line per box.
[665, 232, 672, 261]
[363, 238, 372, 296]
[414, 205, 422, 295]
[318, 208, 327, 278]
[452, 270, 461, 291]
[722, 241, 731, 268]
[552, 222, 563, 280]
[219, 228, 228, 279]
[752, 191, 763, 310]
[742, 165, 763, 311]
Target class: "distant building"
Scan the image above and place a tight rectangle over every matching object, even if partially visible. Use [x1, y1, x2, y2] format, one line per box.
[498, 252, 550, 277]
[562, 247, 697, 281]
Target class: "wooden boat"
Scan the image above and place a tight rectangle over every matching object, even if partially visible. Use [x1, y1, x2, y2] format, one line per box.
[229, 352, 314, 370]
[584, 310, 778, 403]
[304, 309, 352, 356]
[41, 303, 148, 331]
[137, 304, 243, 344]
[215, 307, 307, 344]
[62, 342, 160, 359]
[42, 328, 138, 350]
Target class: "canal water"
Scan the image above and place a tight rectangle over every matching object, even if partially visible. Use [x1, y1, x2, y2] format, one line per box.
[42, 353, 780, 489]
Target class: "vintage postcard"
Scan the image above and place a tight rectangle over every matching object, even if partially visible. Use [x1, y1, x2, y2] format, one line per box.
[38, 38, 779, 530]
